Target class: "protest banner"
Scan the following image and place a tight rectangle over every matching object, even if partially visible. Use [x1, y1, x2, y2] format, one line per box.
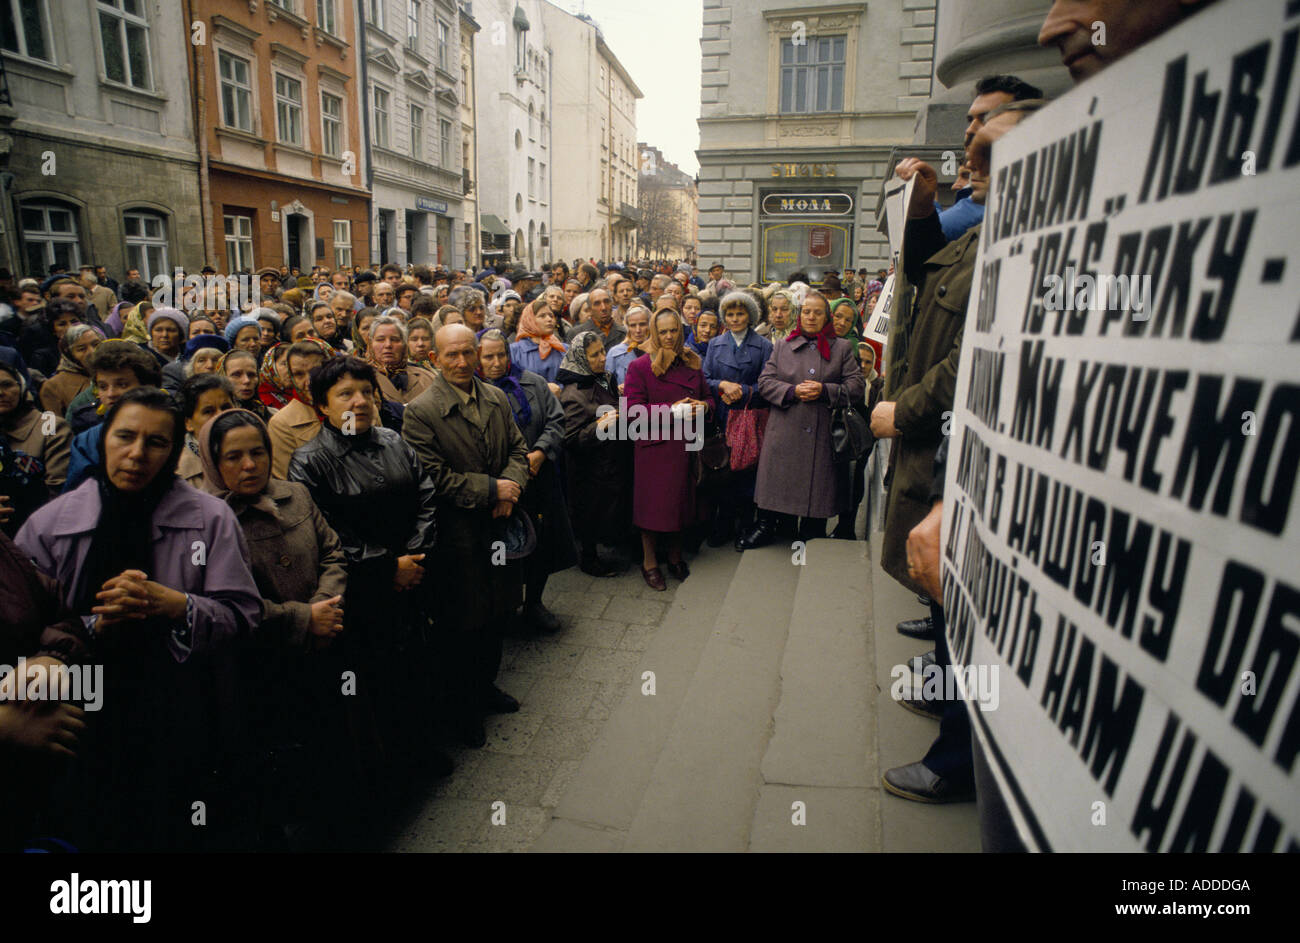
[942, 0, 1300, 851]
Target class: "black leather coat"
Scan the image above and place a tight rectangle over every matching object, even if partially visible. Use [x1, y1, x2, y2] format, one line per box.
[287, 422, 437, 591]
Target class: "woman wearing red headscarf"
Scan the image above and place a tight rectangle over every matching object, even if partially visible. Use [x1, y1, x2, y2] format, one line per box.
[738, 291, 864, 548]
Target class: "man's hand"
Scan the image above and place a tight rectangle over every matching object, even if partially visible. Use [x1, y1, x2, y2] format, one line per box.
[0, 701, 86, 757]
[495, 478, 522, 503]
[547, 382, 562, 396]
[794, 381, 823, 402]
[895, 158, 938, 219]
[309, 595, 344, 639]
[526, 449, 546, 477]
[492, 499, 514, 519]
[393, 554, 425, 591]
[870, 401, 898, 438]
[718, 380, 743, 405]
[0, 494, 12, 526]
[907, 500, 944, 603]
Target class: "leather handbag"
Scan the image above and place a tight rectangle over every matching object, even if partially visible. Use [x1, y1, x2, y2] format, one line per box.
[695, 411, 733, 488]
[725, 407, 768, 472]
[831, 388, 873, 462]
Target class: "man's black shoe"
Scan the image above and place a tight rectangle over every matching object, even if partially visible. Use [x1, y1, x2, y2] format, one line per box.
[916, 594, 932, 607]
[524, 602, 562, 634]
[909, 648, 937, 680]
[482, 685, 520, 714]
[882, 762, 975, 804]
[736, 521, 777, 551]
[896, 616, 935, 640]
[895, 691, 944, 721]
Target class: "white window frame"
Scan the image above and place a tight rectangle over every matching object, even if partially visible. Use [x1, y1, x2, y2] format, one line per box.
[218, 50, 253, 132]
[320, 90, 342, 157]
[19, 202, 81, 274]
[406, 0, 420, 52]
[436, 19, 449, 71]
[316, 0, 336, 35]
[123, 210, 168, 284]
[97, 0, 152, 90]
[223, 214, 254, 273]
[780, 35, 846, 114]
[1, 0, 53, 62]
[373, 85, 391, 148]
[274, 72, 304, 146]
[332, 219, 352, 268]
[364, 0, 382, 30]
[439, 118, 452, 169]
[528, 157, 535, 200]
[409, 103, 424, 160]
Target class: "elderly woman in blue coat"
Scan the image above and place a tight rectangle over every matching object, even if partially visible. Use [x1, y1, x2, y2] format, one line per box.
[702, 291, 773, 548]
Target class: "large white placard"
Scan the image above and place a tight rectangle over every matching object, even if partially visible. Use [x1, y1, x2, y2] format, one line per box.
[942, 0, 1300, 852]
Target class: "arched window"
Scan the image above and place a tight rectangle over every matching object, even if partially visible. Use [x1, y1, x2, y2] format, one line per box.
[19, 201, 82, 275]
[123, 209, 169, 282]
[514, 229, 525, 261]
[528, 100, 535, 141]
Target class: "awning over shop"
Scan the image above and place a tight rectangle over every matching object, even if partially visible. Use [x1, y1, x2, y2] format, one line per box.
[481, 214, 510, 237]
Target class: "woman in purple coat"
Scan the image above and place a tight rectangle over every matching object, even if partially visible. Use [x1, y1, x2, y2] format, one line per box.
[623, 310, 712, 591]
[738, 291, 865, 548]
[16, 386, 261, 851]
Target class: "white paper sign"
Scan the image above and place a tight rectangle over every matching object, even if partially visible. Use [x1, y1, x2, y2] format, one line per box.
[942, 0, 1300, 852]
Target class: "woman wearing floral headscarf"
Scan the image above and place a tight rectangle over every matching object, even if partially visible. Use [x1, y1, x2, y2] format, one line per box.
[556, 331, 630, 577]
[257, 342, 295, 412]
[509, 300, 568, 384]
[623, 310, 711, 591]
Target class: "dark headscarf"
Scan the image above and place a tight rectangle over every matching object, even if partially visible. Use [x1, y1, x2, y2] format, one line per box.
[476, 329, 531, 427]
[72, 396, 183, 615]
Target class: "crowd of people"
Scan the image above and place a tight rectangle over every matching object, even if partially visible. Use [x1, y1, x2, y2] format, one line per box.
[0, 244, 892, 851]
[0, 0, 1217, 854]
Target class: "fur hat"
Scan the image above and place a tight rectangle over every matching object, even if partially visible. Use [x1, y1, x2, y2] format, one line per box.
[718, 290, 760, 327]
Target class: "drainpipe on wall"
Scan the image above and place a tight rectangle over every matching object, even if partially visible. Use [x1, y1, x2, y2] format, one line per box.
[185, 0, 214, 268]
[357, 0, 375, 266]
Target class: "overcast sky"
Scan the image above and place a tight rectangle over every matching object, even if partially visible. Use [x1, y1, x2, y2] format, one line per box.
[550, 0, 703, 177]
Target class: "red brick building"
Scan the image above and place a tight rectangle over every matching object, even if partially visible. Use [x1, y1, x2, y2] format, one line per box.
[190, 0, 370, 274]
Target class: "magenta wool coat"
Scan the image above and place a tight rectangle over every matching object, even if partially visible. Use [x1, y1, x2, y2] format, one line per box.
[622, 354, 711, 533]
[754, 335, 865, 518]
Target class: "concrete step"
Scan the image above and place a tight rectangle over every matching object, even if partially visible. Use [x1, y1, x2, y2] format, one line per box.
[750, 537, 879, 852]
[530, 546, 743, 851]
[619, 543, 802, 852]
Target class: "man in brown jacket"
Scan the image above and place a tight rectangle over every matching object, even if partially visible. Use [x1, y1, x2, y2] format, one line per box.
[402, 324, 531, 747]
